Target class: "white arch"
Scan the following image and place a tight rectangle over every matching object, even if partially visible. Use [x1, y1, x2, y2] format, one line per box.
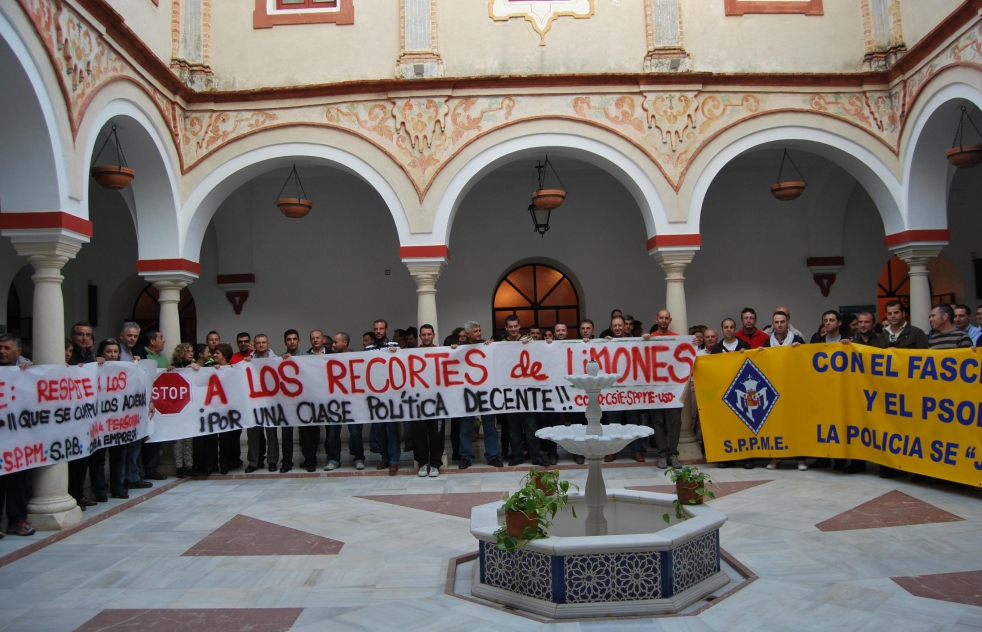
[429, 133, 669, 247]
[80, 98, 182, 259]
[901, 81, 982, 231]
[0, 8, 73, 215]
[687, 126, 906, 236]
[180, 142, 411, 261]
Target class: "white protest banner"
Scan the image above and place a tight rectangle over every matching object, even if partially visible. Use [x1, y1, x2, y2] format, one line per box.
[147, 338, 695, 442]
[0, 361, 153, 474]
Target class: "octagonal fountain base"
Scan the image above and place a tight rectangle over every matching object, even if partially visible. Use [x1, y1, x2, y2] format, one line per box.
[470, 489, 728, 618]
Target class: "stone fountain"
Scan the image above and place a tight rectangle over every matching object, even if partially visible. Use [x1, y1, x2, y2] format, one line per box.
[539, 360, 653, 536]
[468, 360, 729, 618]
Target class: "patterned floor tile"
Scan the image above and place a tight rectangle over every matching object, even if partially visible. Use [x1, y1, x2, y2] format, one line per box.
[815, 491, 964, 532]
[74, 608, 303, 631]
[892, 570, 982, 607]
[354, 492, 507, 518]
[181, 515, 344, 556]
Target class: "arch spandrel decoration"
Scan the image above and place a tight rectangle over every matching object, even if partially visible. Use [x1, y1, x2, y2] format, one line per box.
[11, 0, 982, 202]
[493, 263, 580, 337]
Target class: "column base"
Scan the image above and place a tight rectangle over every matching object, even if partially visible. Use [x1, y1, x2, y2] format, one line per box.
[677, 441, 704, 463]
[27, 506, 83, 531]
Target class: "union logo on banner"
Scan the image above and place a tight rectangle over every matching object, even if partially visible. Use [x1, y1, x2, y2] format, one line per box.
[722, 359, 779, 435]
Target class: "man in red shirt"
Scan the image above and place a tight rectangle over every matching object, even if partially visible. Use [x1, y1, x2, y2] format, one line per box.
[644, 310, 681, 468]
[230, 332, 253, 364]
[648, 309, 677, 336]
[735, 308, 768, 349]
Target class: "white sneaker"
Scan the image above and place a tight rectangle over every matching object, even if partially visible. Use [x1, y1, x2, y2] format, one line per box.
[428, 466, 440, 478]
[354, 461, 365, 470]
[324, 463, 338, 471]
[418, 465, 429, 477]
[766, 459, 779, 470]
[797, 460, 809, 471]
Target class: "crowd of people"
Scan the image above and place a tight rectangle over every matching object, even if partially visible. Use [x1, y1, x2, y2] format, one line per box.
[0, 300, 979, 539]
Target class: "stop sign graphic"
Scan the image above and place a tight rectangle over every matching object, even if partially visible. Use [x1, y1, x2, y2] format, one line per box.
[152, 372, 193, 415]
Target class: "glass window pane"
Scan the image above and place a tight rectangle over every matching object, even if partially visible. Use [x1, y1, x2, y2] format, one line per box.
[506, 267, 536, 304]
[494, 281, 531, 308]
[539, 311, 557, 327]
[515, 310, 535, 329]
[559, 309, 578, 328]
[495, 312, 508, 329]
[535, 266, 564, 302]
[541, 279, 577, 307]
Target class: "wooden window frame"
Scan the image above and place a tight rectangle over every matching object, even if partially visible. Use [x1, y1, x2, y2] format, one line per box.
[254, 0, 354, 29]
[724, 0, 823, 16]
[492, 264, 580, 339]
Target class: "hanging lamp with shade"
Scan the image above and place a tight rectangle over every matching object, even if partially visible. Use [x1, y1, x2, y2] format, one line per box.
[275, 163, 313, 218]
[90, 124, 135, 190]
[530, 155, 567, 211]
[770, 149, 807, 201]
[946, 106, 982, 168]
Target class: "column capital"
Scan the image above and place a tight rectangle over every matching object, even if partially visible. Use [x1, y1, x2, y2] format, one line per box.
[650, 248, 696, 279]
[152, 279, 189, 296]
[406, 262, 446, 293]
[10, 235, 84, 264]
[893, 246, 942, 272]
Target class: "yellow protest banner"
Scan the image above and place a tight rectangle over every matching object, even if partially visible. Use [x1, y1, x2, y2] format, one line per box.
[694, 345, 982, 486]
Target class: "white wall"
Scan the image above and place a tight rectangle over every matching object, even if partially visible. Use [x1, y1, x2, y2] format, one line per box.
[440, 161, 666, 337]
[192, 167, 417, 350]
[686, 154, 891, 333]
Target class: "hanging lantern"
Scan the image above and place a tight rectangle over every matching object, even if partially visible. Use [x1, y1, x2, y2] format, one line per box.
[946, 106, 982, 168]
[274, 163, 313, 219]
[528, 203, 551, 237]
[770, 149, 807, 201]
[90, 124, 135, 189]
[530, 155, 566, 211]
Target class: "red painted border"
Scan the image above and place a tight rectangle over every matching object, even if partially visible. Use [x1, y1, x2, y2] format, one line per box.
[806, 256, 845, 267]
[646, 234, 702, 250]
[724, 0, 824, 16]
[137, 258, 202, 275]
[217, 274, 256, 284]
[884, 229, 951, 248]
[0, 212, 93, 237]
[254, 0, 354, 28]
[400, 245, 450, 259]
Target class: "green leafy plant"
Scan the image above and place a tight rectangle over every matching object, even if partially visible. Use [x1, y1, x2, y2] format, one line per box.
[663, 465, 715, 523]
[494, 469, 578, 551]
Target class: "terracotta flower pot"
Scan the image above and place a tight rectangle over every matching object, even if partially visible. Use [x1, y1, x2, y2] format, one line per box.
[770, 181, 806, 201]
[531, 188, 566, 211]
[91, 166, 135, 190]
[505, 509, 538, 539]
[533, 476, 555, 496]
[676, 480, 705, 506]
[276, 198, 313, 219]
[946, 145, 982, 168]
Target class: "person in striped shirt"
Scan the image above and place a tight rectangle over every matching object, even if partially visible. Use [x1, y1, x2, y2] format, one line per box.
[928, 304, 976, 350]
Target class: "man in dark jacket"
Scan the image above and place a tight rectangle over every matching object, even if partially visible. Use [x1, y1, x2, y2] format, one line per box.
[836, 311, 884, 474]
[882, 300, 929, 349]
[713, 318, 751, 353]
[763, 311, 806, 348]
[879, 300, 928, 478]
[67, 323, 103, 509]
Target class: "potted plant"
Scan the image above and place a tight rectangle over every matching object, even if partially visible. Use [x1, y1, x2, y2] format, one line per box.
[91, 124, 135, 190]
[494, 469, 577, 551]
[946, 106, 982, 168]
[663, 465, 715, 523]
[770, 149, 807, 202]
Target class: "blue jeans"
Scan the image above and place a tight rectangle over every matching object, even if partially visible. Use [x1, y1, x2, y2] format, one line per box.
[327, 424, 365, 466]
[376, 422, 401, 465]
[369, 424, 379, 450]
[459, 416, 499, 463]
[109, 441, 143, 494]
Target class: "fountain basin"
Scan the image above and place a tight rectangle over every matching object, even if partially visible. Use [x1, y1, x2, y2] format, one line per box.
[536, 424, 653, 458]
[470, 490, 728, 618]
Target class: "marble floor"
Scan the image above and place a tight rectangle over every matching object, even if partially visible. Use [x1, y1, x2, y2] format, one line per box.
[1, 459, 981, 631]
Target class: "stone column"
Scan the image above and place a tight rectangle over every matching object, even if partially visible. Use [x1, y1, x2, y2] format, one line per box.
[12, 239, 86, 530]
[651, 248, 700, 461]
[895, 247, 941, 333]
[152, 279, 187, 358]
[407, 263, 445, 340]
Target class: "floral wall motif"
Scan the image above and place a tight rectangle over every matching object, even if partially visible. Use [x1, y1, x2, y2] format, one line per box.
[13, 0, 982, 207]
